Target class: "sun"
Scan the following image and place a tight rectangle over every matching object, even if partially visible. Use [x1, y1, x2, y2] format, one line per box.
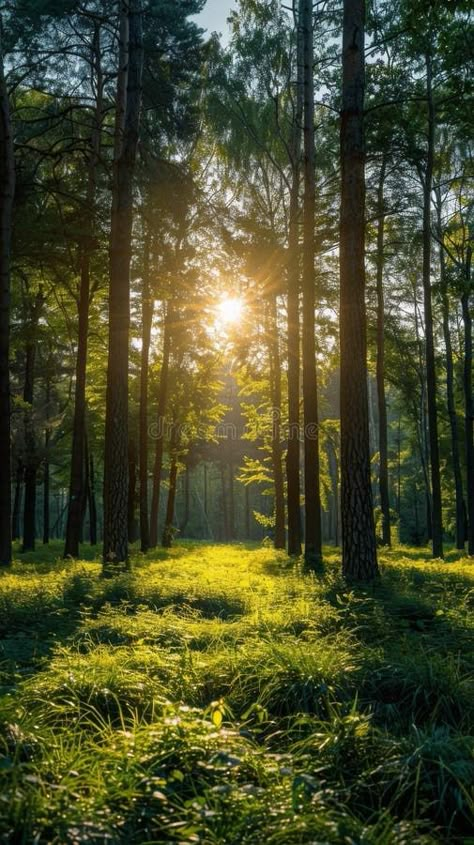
[217, 296, 244, 325]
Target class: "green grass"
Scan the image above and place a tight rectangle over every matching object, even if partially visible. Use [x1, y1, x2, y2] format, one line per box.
[0, 542, 473, 843]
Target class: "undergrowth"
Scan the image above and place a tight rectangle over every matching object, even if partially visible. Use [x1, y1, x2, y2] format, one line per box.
[0, 542, 473, 843]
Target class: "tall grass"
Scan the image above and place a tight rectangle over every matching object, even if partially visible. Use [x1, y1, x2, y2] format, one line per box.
[0, 543, 473, 842]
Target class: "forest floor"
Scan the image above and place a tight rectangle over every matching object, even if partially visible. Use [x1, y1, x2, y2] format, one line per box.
[0, 542, 473, 844]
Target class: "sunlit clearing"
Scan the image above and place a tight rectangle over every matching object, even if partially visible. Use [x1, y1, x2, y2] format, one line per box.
[217, 296, 244, 325]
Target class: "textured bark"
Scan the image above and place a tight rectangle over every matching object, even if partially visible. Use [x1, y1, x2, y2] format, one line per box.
[180, 464, 190, 535]
[21, 291, 43, 553]
[139, 231, 153, 551]
[162, 428, 179, 548]
[286, 1, 303, 557]
[375, 159, 391, 546]
[268, 295, 286, 549]
[87, 447, 98, 546]
[127, 437, 138, 543]
[462, 247, 473, 554]
[437, 194, 465, 549]
[421, 52, 443, 558]
[64, 25, 103, 558]
[11, 464, 22, 542]
[103, 0, 143, 572]
[301, 0, 322, 568]
[339, 0, 378, 580]
[149, 308, 172, 548]
[0, 23, 14, 566]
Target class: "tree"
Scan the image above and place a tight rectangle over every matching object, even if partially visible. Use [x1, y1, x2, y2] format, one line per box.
[102, 0, 143, 571]
[339, 0, 378, 579]
[64, 19, 105, 558]
[301, 0, 322, 568]
[0, 19, 14, 566]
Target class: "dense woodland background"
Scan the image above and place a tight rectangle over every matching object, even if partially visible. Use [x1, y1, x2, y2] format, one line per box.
[0, 0, 472, 576]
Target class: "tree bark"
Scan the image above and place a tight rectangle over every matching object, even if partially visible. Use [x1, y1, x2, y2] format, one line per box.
[462, 246, 473, 554]
[162, 427, 179, 548]
[21, 290, 43, 553]
[268, 294, 286, 549]
[421, 52, 443, 558]
[64, 24, 103, 558]
[301, 0, 322, 568]
[103, 0, 143, 572]
[375, 158, 391, 546]
[139, 229, 153, 551]
[339, 0, 378, 580]
[149, 306, 172, 547]
[87, 446, 98, 545]
[286, 1, 304, 557]
[12, 464, 22, 542]
[127, 436, 138, 543]
[0, 21, 15, 566]
[437, 194, 465, 549]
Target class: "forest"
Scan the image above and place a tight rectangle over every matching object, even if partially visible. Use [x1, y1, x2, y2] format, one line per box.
[0, 0, 473, 842]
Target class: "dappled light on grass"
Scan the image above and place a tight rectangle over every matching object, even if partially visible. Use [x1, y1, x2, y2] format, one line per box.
[0, 543, 473, 842]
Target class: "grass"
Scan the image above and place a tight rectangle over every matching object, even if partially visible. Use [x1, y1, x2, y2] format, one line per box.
[0, 542, 473, 843]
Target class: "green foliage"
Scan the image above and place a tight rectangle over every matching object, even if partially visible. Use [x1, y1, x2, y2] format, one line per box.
[0, 543, 473, 842]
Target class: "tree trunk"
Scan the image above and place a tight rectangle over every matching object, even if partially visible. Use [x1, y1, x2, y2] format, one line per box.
[64, 24, 103, 558]
[149, 307, 172, 547]
[228, 462, 235, 540]
[103, 0, 143, 572]
[268, 295, 286, 549]
[22, 288, 43, 553]
[12, 464, 22, 542]
[0, 23, 15, 566]
[88, 448, 98, 546]
[139, 230, 153, 551]
[375, 159, 391, 546]
[421, 52, 443, 558]
[162, 429, 179, 548]
[221, 462, 229, 542]
[180, 463, 190, 535]
[437, 194, 465, 549]
[286, 1, 304, 557]
[128, 437, 138, 543]
[339, 0, 378, 580]
[301, 0, 322, 568]
[462, 246, 473, 554]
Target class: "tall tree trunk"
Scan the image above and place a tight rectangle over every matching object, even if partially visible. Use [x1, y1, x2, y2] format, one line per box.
[103, 0, 143, 572]
[0, 23, 15, 566]
[128, 437, 138, 543]
[269, 295, 286, 549]
[149, 307, 172, 547]
[180, 463, 190, 535]
[421, 52, 443, 558]
[375, 158, 391, 546]
[228, 462, 235, 540]
[301, 0, 322, 568]
[245, 483, 251, 539]
[12, 464, 22, 542]
[462, 246, 473, 554]
[139, 230, 153, 551]
[64, 24, 103, 558]
[43, 431, 50, 545]
[22, 289, 43, 553]
[221, 462, 229, 542]
[339, 0, 378, 580]
[437, 194, 465, 549]
[162, 428, 179, 548]
[88, 446, 98, 546]
[286, 1, 304, 557]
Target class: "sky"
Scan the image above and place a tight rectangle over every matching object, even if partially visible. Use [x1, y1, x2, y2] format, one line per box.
[193, 0, 235, 43]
